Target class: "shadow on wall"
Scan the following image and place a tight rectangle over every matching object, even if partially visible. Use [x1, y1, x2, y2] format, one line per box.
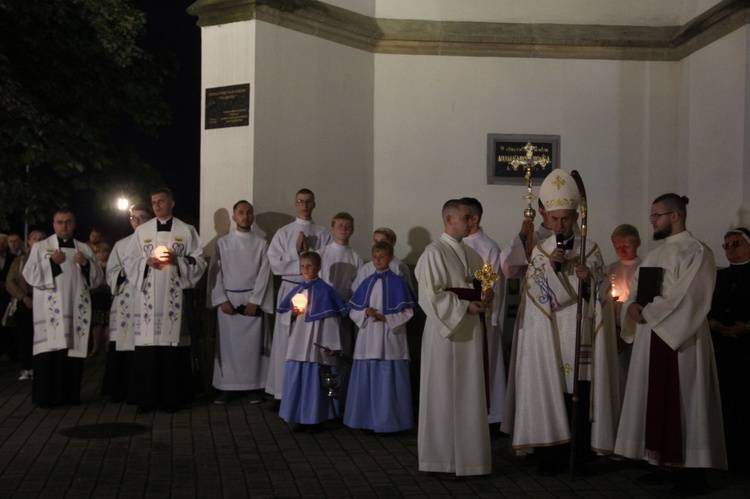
[202, 208, 231, 259]
[255, 212, 295, 246]
[404, 226, 432, 266]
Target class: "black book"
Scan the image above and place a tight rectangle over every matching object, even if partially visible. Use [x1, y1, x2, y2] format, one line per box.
[636, 267, 663, 306]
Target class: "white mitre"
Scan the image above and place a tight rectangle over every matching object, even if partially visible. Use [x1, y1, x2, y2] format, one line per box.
[539, 169, 580, 211]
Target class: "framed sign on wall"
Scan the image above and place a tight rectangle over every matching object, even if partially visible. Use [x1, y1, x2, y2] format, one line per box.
[486, 134, 560, 185]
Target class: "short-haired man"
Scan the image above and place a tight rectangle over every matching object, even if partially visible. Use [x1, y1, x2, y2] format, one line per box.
[415, 198, 493, 479]
[460, 197, 507, 428]
[265, 189, 332, 408]
[502, 170, 619, 476]
[101, 203, 152, 402]
[22, 209, 103, 407]
[7, 233, 23, 256]
[124, 188, 206, 412]
[615, 194, 726, 494]
[210, 200, 274, 404]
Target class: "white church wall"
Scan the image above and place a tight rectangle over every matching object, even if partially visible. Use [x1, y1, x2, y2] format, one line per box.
[679, 26, 749, 266]
[373, 54, 679, 265]
[199, 21, 257, 256]
[252, 22, 375, 257]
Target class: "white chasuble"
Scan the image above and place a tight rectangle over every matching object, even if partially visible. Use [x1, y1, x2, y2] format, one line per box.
[124, 218, 206, 346]
[107, 235, 137, 351]
[23, 235, 103, 357]
[503, 235, 620, 455]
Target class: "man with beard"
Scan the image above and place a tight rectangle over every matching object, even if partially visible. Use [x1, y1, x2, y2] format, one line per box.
[210, 200, 274, 404]
[615, 193, 726, 495]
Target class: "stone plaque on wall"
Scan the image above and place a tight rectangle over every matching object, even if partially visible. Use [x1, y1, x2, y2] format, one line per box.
[205, 84, 250, 129]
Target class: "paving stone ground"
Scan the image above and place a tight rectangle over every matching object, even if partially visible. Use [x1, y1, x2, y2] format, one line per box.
[0, 356, 748, 498]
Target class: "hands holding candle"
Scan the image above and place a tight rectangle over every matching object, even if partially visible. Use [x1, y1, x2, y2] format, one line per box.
[148, 245, 176, 270]
[291, 293, 308, 317]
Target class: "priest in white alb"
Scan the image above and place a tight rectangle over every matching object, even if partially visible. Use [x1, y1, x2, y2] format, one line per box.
[615, 193, 726, 495]
[460, 197, 507, 427]
[415, 198, 493, 479]
[209, 200, 274, 404]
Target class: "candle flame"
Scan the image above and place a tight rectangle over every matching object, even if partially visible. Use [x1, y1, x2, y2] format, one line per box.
[153, 245, 171, 264]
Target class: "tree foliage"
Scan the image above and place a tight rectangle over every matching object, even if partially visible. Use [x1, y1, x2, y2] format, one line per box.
[0, 0, 174, 229]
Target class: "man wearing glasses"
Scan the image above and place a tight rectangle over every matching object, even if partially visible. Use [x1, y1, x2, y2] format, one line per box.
[265, 188, 332, 410]
[708, 227, 750, 470]
[100, 204, 152, 402]
[615, 193, 726, 495]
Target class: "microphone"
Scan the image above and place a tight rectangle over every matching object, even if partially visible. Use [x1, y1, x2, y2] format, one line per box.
[555, 233, 565, 272]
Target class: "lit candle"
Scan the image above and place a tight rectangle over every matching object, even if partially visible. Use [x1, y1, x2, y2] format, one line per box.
[153, 245, 171, 264]
[291, 293, 308, 313]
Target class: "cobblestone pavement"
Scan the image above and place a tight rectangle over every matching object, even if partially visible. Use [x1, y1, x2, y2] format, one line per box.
[0, 356, 748, 498]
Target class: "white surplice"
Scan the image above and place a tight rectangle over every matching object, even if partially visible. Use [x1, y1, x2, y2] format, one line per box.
[265, 218, 332, 399]
[614, 231, 727, 469]
[319, 242, 363, 302]
[107, 235, 137, 351]
[415, 232, 492, 476]
[349, 283, 412, 360]
[210, 230, 274, 391]
[502, 235, 620, 454]
[463, 227, 506, 424]
[23, 235, 103, 357]
[123, 217, 206, 346]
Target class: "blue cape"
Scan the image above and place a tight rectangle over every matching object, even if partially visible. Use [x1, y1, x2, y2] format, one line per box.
[348, 270, 415, 314]
[277, 278, 348, 322]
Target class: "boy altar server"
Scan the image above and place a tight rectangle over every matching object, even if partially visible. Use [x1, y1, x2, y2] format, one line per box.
[345, 241, 416, 434]
[210, 200, 274, 404]
[277, 251, 347, 433]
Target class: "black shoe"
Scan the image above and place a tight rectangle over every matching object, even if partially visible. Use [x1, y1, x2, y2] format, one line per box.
[268, 400, 281, 412]
[292, 423, 309, 433]
[306, 423, 325, 434]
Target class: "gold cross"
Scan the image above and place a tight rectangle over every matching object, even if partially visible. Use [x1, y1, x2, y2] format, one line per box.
[551, 175, 566, 190]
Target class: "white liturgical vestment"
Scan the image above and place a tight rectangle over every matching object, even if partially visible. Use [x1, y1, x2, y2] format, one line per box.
[415, 232, 492, 476]
[614, 231, 726, 469]
[23, 235, 103, 357]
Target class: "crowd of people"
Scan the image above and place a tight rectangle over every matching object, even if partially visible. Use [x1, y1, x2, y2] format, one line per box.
[0, 172, 746, 496]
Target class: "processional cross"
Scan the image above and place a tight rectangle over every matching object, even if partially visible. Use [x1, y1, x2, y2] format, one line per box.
[506, 142, 550, 257]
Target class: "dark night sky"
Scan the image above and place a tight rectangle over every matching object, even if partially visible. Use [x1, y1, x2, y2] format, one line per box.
[64, 2, 202, 243]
